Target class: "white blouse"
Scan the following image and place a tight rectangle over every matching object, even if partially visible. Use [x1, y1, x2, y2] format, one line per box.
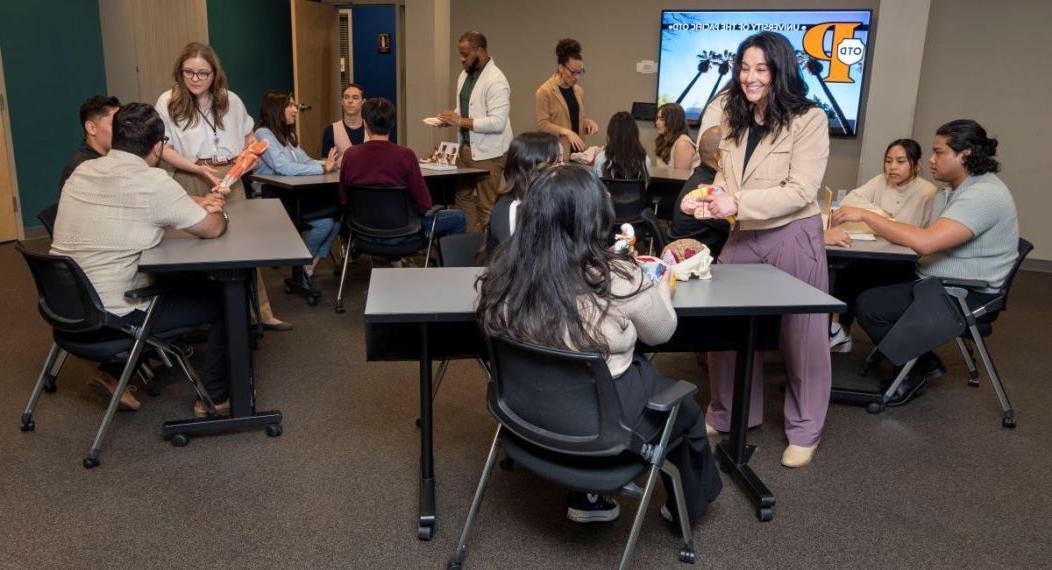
[156, 89, 253, 162]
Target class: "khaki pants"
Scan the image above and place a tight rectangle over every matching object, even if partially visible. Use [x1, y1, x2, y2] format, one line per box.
[454, 145, 506, 233]
[171, 165, 274, 322]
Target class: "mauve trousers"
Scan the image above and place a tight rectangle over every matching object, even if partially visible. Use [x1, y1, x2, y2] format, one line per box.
[706, 215, 831, 447]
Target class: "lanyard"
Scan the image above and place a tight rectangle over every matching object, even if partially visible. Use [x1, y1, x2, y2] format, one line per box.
[196, 107, 221, 162]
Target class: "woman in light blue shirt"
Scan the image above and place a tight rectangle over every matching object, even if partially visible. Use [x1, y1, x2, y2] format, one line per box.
[255, 90, 340, 290]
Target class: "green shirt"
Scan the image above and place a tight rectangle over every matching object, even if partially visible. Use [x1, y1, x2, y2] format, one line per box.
[458, 59, 488, 144]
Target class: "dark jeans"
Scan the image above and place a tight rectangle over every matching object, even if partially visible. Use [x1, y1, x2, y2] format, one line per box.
[104, 282, 228, 400]
[614, 355, 722, 526]
[856, 279, 998, 346]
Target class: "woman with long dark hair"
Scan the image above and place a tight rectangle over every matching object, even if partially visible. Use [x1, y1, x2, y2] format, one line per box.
[654, 102, 699, 170]
[254, 90, 340, 292]
[478, 164, 722, 526]
[487, 131, 561, 251]
[685, 31, 831, 467]
[593, 111, 649, 181]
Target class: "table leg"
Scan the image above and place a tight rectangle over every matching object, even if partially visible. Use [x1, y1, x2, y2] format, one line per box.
[162, 271, 282, 439]
[417, 322, 437, 540]
[715, 315, 776, 521]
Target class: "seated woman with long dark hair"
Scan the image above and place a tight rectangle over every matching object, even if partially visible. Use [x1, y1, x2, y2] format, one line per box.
[593, 111, 650, 181]
[486, 131, 561, 252]
[476, 164, 722, 526]
[254, 90, 340, 292]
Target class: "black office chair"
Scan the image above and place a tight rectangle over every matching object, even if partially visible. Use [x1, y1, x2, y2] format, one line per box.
[334, 184, 440, 313]
[437, 231, 483, 268]
[857, 238, 1033, 427]
[602, 178, 666, 255]
[448, 336, 699, 569]
[15, 242, 218, 468]
[37, 203, 59, 237]
[262, 183, 342, 306]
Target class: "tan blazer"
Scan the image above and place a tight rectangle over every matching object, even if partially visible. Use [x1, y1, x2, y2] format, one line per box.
[713, 106, 829, 231]
[534, 73, 587, 157]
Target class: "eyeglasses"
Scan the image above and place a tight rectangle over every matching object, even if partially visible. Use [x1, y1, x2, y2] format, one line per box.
[181, 68, 214, 81]
[158, 135, 170, 147]
[562, 65, 586, 77]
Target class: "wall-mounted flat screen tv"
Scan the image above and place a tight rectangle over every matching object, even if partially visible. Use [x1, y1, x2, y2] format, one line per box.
[658, 10, 873, 136]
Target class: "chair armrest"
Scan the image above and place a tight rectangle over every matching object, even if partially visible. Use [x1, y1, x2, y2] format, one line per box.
[939, 277, 988, 289]
[645, 380, 698, 413]
[124, 284, 177, 301]
[425, 204, 445, 217]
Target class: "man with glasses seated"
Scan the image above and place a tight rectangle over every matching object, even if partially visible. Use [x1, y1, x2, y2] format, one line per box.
[51, 103, 232, 417]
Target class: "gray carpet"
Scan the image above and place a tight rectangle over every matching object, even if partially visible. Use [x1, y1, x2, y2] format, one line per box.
[1, 241, 1050, 568]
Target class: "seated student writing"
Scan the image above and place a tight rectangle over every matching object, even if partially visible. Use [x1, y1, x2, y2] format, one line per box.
[476, 164, 722, 526]
[51, 103, 232, 417]
[486, 131, 561, 252]
[832, 120, 1019, 406]
[593, 111, 650, 181]
[254, 90, 340, 292]
[339, 97, 466, 265]
[825, 138, 938, 352]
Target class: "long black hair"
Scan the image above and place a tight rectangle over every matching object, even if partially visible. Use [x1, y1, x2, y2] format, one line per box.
[503, 132, 561, 201]
[477, 164, 642, 355]
[936, 119, 1000, 175]
[602, 111, 648, 181]
[721, 31, 815, 143]
[257, 90, 297, 147]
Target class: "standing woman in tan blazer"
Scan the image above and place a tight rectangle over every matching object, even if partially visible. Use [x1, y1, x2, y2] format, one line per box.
[684, 32, 831, 468]
[534, 38, 599, 158]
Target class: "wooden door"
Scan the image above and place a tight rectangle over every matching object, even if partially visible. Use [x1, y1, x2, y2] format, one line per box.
[292, 0, 340, 158]
[0, 49, 21, 242]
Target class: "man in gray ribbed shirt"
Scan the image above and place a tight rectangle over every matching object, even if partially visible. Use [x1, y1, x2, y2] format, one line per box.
[832, 119, 1019, 404]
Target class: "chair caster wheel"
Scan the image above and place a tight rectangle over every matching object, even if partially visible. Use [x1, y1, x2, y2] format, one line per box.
[43, 377, 58, 393]
[866, 402, 884, 415]
[447, 561, 463, 570]
[1002, 416, 1017, 429]
[334, 303, 345, 314]
[417, 525, 434, 541]
[266, 423, 283, 437]
[171, 433, 190, 447]
[499, 457, 515, 470]
[679, 547, 697, 564]
[20, 413, 35, 432]
[306, 294, 320, 307]
[968, 377, 980, 387]
[757, 507, 773, 522]
[83, 452, 100, 469]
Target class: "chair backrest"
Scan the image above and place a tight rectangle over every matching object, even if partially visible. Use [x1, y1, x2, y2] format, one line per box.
[438, 232, 483, 267]
[997, 238, 1034, 312]
[486, 336, 639, 457]
[601, 178, 650, 223]
[344, 184, 421, 239]
[37, 203, 59, 237]
[15, 242, 109, 334]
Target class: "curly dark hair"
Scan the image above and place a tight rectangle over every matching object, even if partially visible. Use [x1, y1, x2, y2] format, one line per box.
[555, 38, 582, 65]
[721, 31, 815, 143]
[476, 164, 643, 356]
[936, 120, 1000, 175]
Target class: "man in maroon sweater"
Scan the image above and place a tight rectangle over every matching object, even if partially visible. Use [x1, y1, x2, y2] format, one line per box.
[339, 97, 466, 245]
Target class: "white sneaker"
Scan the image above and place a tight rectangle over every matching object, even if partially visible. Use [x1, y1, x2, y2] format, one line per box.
[660, 505, 674, 523]
[829, 323, 853, 353]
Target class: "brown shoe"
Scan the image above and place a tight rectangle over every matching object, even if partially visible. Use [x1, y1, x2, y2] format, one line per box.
[193, 398, 231, 418]
[87, 372, 141, 411]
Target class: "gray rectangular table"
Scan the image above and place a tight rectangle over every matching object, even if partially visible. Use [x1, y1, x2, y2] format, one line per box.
[364, 264, 844, 538]
[140, 199, 311, 440]
[826, 238, 918, 262]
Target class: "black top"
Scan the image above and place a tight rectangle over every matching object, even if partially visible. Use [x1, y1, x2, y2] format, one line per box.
[321, 121, 366, 156]
[559, 86, 580, 135]
[742, 122, 767, 172]
[59, 142, 102, 194]
[668, 163, 730, 259]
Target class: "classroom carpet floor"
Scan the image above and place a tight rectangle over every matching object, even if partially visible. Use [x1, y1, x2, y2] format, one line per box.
[1, 241, 1050, 569]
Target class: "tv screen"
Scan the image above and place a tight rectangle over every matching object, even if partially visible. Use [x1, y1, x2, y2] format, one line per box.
[657, 10, 872, 136]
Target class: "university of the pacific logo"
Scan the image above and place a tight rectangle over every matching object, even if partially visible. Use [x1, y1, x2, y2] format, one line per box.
[802, 22, 865, 83]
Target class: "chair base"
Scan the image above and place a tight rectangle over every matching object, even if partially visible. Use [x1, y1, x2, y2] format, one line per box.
[162, 410, 283, 445]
